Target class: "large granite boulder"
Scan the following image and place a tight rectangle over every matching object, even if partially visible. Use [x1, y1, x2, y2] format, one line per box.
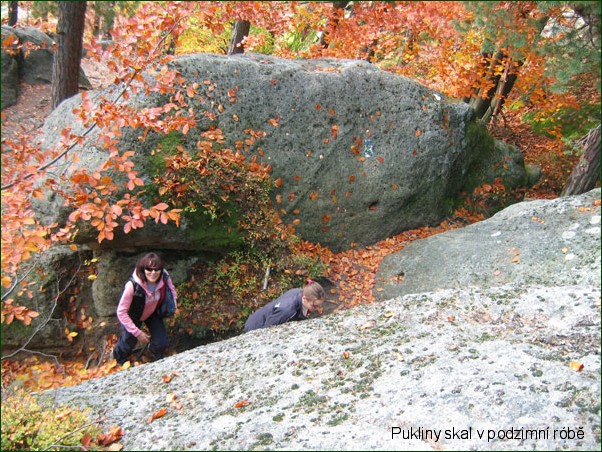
[375, 188, 601, 301]
[1, 47, 19, 108]
[0, 25, 91, 109]
[33, 52, 537, 253]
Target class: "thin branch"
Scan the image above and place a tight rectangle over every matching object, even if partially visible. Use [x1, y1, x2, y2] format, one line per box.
[42, 417, 106, 451]
[1, 260, 83, 361]
[1, 16, 185, 192]
[1, 264, 36, 302]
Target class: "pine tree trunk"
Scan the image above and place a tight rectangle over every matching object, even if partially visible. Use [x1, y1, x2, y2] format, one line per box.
[227, 20, 251, 55]
[561, 124, 601, 196]
[51, 1, 87, 110]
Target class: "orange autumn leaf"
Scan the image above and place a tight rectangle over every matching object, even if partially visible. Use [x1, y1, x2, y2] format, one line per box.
[274, 177, 282, 188]
[81, 433, 93, 448]
[234, 400, 251, 408]
[322, 214, 331, 224]
[309, 192, 319, 201]
[148, 407, 168, 423]
[331, 125, 339, 139]
[97, 426, 125, 446]
[569, 361, 584, 372]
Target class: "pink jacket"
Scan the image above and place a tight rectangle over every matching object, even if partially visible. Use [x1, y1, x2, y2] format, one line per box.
[116, 271, 177, 337]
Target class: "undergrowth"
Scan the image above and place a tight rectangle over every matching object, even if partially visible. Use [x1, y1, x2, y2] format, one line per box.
[1, 388, 101, 451]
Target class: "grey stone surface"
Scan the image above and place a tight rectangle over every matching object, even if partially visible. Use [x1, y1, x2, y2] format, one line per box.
[375, 188, 601, 301]
[0, 25, 91, 110]
[41, 190, 601, 451]
[43, 284, 600, 451]
[1, 48, 19, 109]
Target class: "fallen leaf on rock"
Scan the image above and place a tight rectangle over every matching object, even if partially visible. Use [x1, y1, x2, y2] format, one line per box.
[234, 400, 251, 408]
[161, 372, 179, 383]
[383, 311, 394, 318]
[97, 426, 125, 446]
[166, 393, 183, 410]
[447, 315, 455, 322]
[569, 361, 584, 372]
[343, 351, 350, 359]
[360, 320, 376, 330]
[148, 407, 168, 423]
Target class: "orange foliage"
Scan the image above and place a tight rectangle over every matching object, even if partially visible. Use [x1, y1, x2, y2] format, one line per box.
[1, 3, 196, 306]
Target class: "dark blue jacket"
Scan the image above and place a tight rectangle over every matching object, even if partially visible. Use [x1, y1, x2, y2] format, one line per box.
[244, 288, 307, 332]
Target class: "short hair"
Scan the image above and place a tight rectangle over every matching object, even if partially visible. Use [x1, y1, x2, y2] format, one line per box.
[302, 280, 325, 301]
[135, 252, 164, 282]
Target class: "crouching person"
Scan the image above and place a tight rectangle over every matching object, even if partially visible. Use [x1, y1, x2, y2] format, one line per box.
[112, 252, 177, 365]
[244, 280, 325, 333]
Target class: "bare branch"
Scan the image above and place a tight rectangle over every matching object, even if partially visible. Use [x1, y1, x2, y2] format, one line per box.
[1, 259, 83, 361]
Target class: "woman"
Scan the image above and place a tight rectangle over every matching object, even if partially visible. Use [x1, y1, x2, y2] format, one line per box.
[244, 280, 325, 333]
[112, 252, 177, 365]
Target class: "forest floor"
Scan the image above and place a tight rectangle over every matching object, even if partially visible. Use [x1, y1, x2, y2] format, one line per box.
[0, 58, 583, 391]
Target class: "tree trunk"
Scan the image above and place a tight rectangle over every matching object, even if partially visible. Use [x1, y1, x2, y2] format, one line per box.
[482, 58, 524, 123]
[467, 50, 505, 121]
[51, 1, 87, 110]
[8, 1, 18, 26]
[227, 20, 251, 55]
[561, 124, 601, 196]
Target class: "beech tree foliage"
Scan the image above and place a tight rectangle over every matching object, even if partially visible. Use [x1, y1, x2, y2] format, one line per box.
[1, 1, 599, 329]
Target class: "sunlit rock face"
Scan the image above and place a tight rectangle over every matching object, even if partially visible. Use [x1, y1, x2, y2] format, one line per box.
[375, 188, 601, 300]
[171, 53, 532, 251]
[35, 52, 532, 252]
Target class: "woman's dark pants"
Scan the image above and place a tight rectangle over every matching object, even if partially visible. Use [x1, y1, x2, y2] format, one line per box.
[112, 313, 168, 365]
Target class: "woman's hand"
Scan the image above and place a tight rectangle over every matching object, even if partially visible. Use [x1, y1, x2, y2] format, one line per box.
[137, 331, 150, 344]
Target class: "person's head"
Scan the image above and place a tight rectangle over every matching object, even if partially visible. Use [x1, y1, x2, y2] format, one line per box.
[302, 279, 325, 313]
[135, 252, 164, 283]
